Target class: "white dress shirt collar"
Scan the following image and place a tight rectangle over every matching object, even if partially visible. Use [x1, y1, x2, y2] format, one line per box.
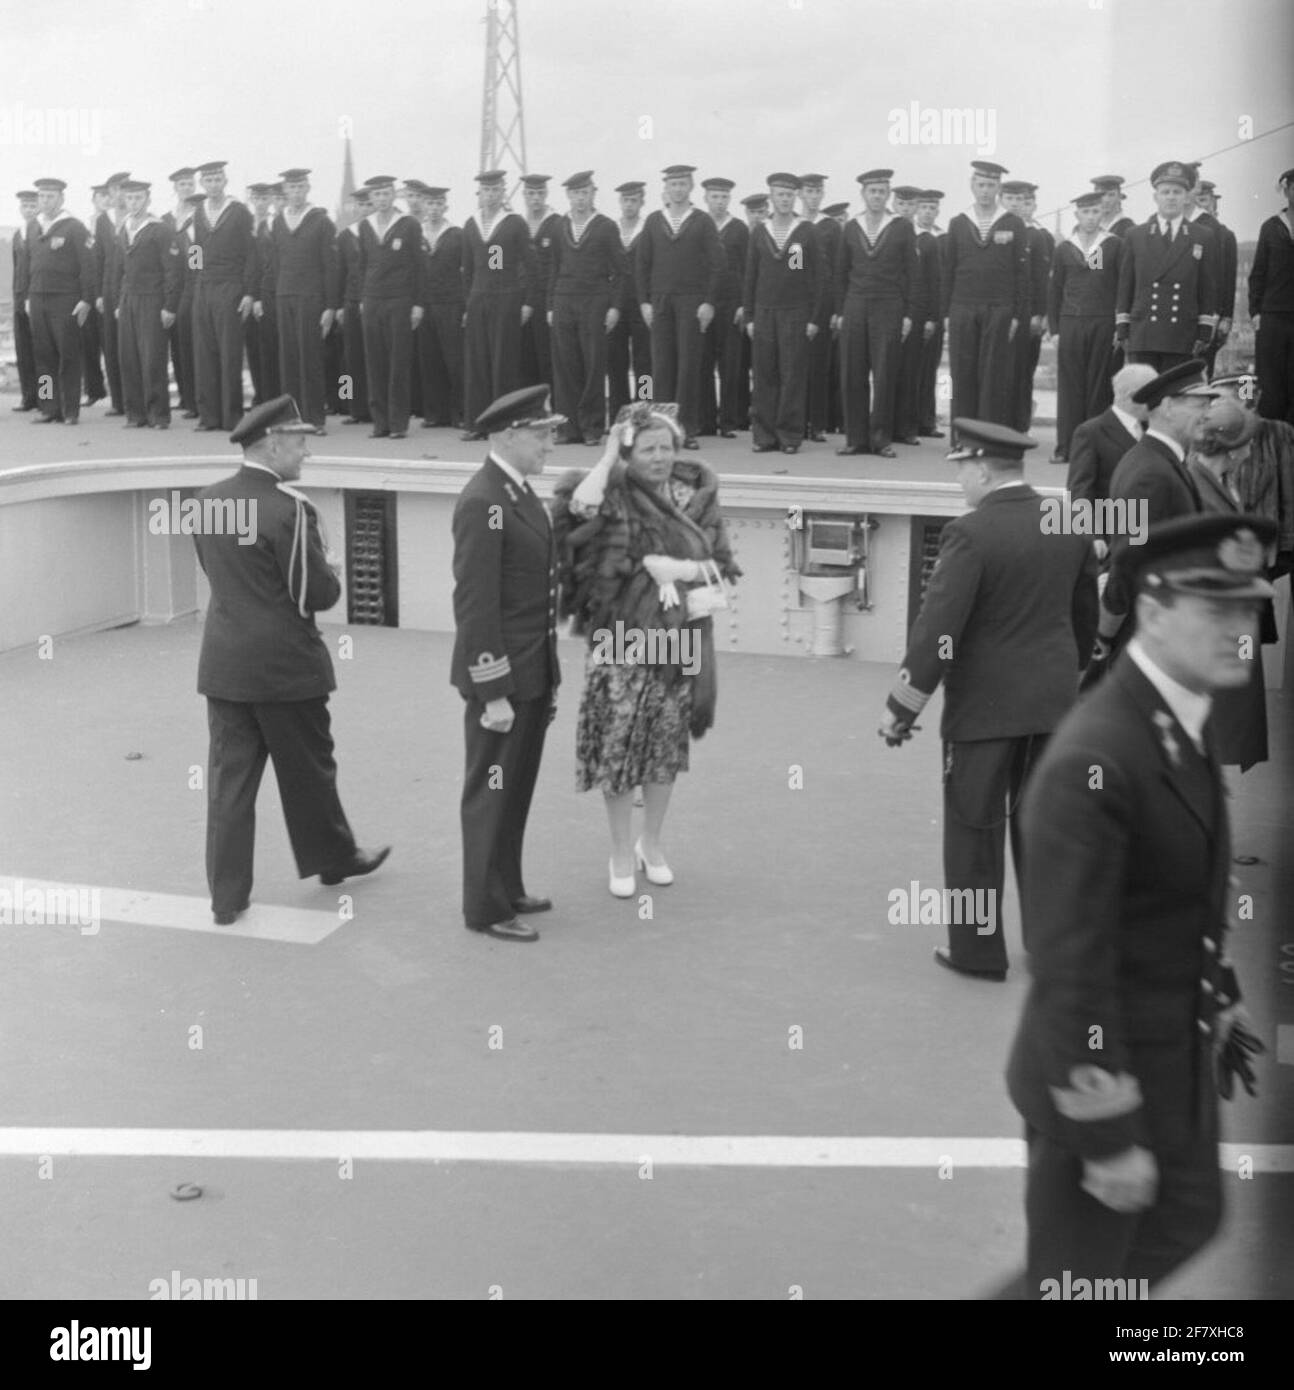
[1126, 638, 1212, 753]
[489, 453, 527, 489]
[1111, 403, 1141, 440]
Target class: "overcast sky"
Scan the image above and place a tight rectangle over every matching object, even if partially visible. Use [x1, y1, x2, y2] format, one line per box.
[2, 0, 1291, 239]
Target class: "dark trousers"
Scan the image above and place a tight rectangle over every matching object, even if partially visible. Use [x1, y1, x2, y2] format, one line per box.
[14, 304, 38, 407]
[520, 301, 553, 389]
[460, 695, 549, 927]
[839, 295, 903, 450]
[804, 313, 832, 434]
[323, 319, 345, 413]
[1013, 324, 1043, 431]
[118, 292, 171, 426]
[894, 316, 925, 437]
[917, 319, 944, 432]
[1256, 311, 1294, 425]
[826, 330, 843, 432]
[948, 301, 1016, 433]
[1056, 316, 1115, 457]
[100, 288, 124, 411]
[362, 296, 414, 434]
[172, 284, 196, 411]
[737, 325, 753, 427]
[81, 306, 106, 401]
[277, 293, 327, 428]
[464, 289, 525, 425]
[29, 292, 83, 422]
[194, 280, 247, 429]
[607, 307, 651, 418]
[649, 292, 706, 438]
[698, 298, 743, 433]
[340, 298, 370, 421]
[205, 696, 357, 915]
[246, 293, 279, 406]
[417, 300, 465, 426]
[1004, 1109, 1222, 1299]
[552, 293, 610, 442]
[751, 305, 810, 449]
[941, 733, 1048, 971]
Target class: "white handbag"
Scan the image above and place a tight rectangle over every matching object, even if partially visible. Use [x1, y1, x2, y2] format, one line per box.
[685, 560, 729, 620]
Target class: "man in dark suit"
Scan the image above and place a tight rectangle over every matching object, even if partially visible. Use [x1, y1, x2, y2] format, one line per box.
[1066, 363, 1155, 559]
[880, 420, 1098, 979]
[261, 169, 340, 434]
[1248, 168, 1294, 426]
[416, 186, 466, 428]
[26, 177, 96, 425]
[607, 181, 652, 421]
[461, 170, 537, 438]
[520, 174, 562, 390]
[1094, 361, 1218, 670]
[697, 177, 747, 438]
[356, 174, 426, 439]
[942, 161, 1029, 436]
[1049, 191, 1124, 461]
[798, 174, 840, 442]
[1115, 161, 1218, 373]
[1188, 180, 1237, 378]
[1002, 513, 1275, 1298]
[635, 164, 725, 447]
[913, 190, 946, 438]
[191, 161, 257, 431]
[162, 170, 199, 418]
[451, 385, 565, 942]
[93, 171, 131, 416]
[547, 171, 625, 445]
[111, 180, 183, 428]
[833, 169, 917, 458]
[10, 189, 40, 412]
[193, 395, 389, 926]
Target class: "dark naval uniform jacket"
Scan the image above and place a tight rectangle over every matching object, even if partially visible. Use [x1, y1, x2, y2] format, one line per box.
[194, 464, 340, 702]
[27, 211, 97, 299]
[1007, 651, 1239, 1160]
[451, 456, 559, 704]
[887, 484, 1098, 740]
[1116, 217, 1218, 356]
[1066, 406, 1140, 531]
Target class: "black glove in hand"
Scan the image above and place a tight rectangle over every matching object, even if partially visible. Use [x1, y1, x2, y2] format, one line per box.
[1216, 1020, 1265, 1100]
[1192, 339, 1211, 359]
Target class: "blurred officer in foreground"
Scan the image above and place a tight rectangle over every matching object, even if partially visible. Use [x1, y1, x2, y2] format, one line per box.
[194, 396, 389, 926]
[880, 420, 1097, 980]
[451, 385, 564, 943]
[1002, 513, 1275, 1298]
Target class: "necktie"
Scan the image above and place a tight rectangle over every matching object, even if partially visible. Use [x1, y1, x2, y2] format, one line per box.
[1164, 219, 1175, 243]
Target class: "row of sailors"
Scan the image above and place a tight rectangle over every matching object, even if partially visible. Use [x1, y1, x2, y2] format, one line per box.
[11, 159, 1290, 454]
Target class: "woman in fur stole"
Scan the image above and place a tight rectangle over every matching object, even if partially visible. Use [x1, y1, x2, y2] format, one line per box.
[550, 403, 741, 896]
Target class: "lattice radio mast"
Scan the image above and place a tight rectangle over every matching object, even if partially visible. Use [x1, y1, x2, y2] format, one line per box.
[480, 0, 528, 200]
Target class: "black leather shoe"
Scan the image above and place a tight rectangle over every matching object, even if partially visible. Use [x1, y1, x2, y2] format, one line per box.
[368, 429, 390, 439]
[511, 894, 552, 914]
[876, 445, 898, 458]
[835, 445, 865, 456]
[919, 429, 945, 439]
[1049, 451, 1068, 464]
[682, 437, 700, 450]
[460, 430, 487, 442]
[194, 423, 221, 431]
[719, 429, 737, 439]
[933, 946, 1006, 982]
[319, 845, 391, 886]
[897, 435, 921, 446]
[807, 431, 827, 443]
[388, 431, 407, 439]
[781, 445, 799, 454]
[467, 916, 539, 942]
[105, 408, 125, 417]
[11, 403, 36, 412]
[213, 901, 250, 927]
[32, 414, 62, 424]
[181, 409, 199, 419]
[752, 443, 777, 453]
[342, 416, 366, 424]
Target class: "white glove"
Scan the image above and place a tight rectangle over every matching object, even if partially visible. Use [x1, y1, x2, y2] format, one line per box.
[643, 554, 698, 586]
[658, 581, 681, 610]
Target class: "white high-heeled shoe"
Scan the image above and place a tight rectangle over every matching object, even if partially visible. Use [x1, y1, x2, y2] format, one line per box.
[634, 838, 674, 886]
[609, 859, 636, 898]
